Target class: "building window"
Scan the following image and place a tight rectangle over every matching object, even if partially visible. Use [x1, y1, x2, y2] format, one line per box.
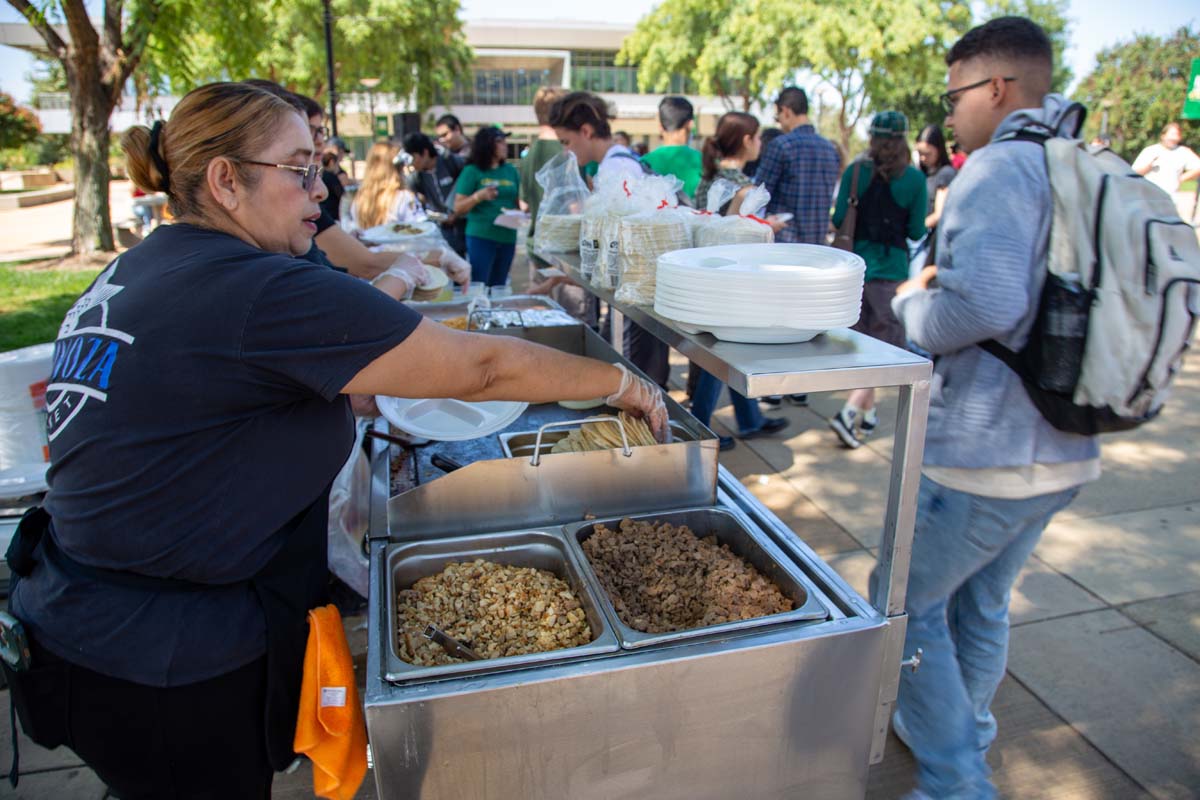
[571, 50, 639, 94]
[450, 68, 553, 106]
[570, 51, 697, 95]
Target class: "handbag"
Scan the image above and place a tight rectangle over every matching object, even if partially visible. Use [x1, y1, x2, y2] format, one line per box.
[832, 161, 863, 251]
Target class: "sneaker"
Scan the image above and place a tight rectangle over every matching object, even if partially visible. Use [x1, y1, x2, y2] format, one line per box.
[784, 394, 809, 406]
[717, 435, 736, 451]
[829, 408, 862, 449]
[762, 395, 783, 407]
[739, 417, 790, 440]
[859, 418, 877, 439]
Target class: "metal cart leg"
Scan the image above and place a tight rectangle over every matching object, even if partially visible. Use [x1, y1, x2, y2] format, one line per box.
[870, 378, 930, 763]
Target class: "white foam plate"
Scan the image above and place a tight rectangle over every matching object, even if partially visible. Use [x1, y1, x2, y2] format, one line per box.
[376, 396, 528, 442]
[674, 322, 829, 344]
[657, 263, 864, 289]
[655, 282, 864, 304]
[0, 462, 49, 499]
[654, 299, 861, 327]
[659, 243, 866, 273]
[362, 220, 437, 242]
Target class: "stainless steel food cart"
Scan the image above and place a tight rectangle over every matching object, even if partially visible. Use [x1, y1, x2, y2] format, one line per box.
[363, 284, 931, 799]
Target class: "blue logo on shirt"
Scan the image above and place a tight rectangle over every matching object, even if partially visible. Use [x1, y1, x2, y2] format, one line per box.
[46, 261, 135, 440]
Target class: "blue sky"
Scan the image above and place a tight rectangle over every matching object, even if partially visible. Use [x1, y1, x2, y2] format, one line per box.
[2, 0, 1196, 103]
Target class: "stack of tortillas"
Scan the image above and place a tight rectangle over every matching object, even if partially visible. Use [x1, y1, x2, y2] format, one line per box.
[550, 413, 657, 454]
[412, 266, 451, 302]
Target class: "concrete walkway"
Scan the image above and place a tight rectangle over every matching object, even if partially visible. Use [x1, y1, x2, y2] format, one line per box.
[694, 354, 1200, 800]
[1, 216, 1197, 798]
[0, 180, 138, 263]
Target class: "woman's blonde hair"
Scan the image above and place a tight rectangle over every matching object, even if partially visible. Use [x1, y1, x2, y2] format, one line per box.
[121, 82, 301, 219]
[353, 142, 405, 229]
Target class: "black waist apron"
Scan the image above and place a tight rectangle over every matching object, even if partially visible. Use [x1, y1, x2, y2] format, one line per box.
[4, 496, 330, 772]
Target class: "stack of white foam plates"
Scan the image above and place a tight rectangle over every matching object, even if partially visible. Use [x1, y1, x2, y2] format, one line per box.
[654, 244, 866, 343]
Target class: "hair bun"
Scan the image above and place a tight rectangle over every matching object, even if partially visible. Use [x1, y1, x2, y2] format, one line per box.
[148, 121, 171, 194]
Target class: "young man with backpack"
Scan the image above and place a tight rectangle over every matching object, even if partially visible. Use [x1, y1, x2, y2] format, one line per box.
[882, 17, 1102, 799]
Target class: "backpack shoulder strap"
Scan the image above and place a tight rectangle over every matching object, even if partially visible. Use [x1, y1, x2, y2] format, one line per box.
[848, 160, 863, 206]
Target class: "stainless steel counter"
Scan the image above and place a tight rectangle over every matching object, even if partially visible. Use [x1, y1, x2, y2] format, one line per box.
[538, 251, 931, 397]
[534, 247, 932, 760]
[364, 274, 933, 798]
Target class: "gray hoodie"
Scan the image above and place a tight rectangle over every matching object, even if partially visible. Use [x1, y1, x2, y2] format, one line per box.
[893, 94, 1100, 469]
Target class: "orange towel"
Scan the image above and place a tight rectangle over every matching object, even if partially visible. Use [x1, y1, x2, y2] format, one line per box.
[293, 604, 368, 800]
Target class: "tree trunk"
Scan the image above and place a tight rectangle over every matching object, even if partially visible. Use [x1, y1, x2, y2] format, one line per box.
[68, 75, 116, 255]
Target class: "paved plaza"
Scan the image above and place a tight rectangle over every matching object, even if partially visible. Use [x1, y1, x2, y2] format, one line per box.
[1, 189, 1197, 798]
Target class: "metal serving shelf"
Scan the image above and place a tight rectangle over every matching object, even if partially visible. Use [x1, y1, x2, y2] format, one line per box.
[539, 251, 930, 398]
[535, 246, 933, 764]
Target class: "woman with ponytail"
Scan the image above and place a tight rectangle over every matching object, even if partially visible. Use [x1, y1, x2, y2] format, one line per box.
[4, 81, 670, 798]
[687, 111, 790, 451]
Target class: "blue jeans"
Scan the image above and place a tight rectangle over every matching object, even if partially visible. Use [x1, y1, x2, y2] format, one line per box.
[466, 235, 516, 286]
[690, 369, 765, 435]
[870, 476, 1079, 799]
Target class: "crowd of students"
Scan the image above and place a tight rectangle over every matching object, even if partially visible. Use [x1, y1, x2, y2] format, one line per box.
[9, 14, 1197, 800]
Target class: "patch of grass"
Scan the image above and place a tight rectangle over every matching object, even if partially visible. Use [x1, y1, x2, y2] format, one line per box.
[1181, 179, 1197, 194]
[0, 264, 101, 351]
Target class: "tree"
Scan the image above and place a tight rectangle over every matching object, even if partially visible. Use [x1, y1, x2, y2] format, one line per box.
[781, 0, 969, 156]
[622, 0, 970, 151]
[982, 0, 1072, 93]
[9, 0, 470, 256]
[617, 0, 750, 109]
[1072, 25, 1200, 162]
[0, 91, 42, 149]
[141, 1, 473, 118]
[26, 54, 68, 104]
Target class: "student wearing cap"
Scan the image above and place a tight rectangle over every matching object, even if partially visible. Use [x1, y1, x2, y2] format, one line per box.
[828, 111, 927, 448]
[454, 126, 520, 287]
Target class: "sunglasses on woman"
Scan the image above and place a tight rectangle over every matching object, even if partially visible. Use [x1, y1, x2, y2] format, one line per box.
[241, 160, 323, 192]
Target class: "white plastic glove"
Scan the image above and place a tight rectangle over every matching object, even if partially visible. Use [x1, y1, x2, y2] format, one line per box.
[370, 255, 430, 299]
[604, 363, 669, 443]
[437, 248, 472, 286]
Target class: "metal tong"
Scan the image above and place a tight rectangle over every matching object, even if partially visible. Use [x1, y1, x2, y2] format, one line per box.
[422, 624, 482, 661]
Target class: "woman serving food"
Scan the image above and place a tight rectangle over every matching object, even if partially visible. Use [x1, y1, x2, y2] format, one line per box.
[4, 81, 667, 799]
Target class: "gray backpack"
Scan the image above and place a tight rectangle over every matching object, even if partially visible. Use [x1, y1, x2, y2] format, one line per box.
[982, 129, 1200, 435]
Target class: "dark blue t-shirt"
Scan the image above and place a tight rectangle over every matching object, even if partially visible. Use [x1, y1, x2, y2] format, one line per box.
[13, 223, 421, 686]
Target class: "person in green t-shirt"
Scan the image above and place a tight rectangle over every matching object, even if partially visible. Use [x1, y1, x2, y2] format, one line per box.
[519, 86, 567, 251]
[454, 126, 521, 286]
[641, 96, 703, 201]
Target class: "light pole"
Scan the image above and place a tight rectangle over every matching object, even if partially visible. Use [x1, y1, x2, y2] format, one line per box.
[323, 0, 339, 137]
[360, 77, 382, 141]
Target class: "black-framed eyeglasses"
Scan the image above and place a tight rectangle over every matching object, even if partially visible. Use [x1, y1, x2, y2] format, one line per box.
[310, 124, 329, 141]
[241, 160, 323, 192]
[940, 76, 1017, 114]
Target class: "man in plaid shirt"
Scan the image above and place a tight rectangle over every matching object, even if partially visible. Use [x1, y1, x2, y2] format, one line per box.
[755, 87, 842, 244]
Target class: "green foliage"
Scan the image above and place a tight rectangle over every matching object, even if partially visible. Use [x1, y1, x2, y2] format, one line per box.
[618, 0, 745, 105]
[168, 0, 473, 111]
[0, 265, 101, 351]
[982, 0, 1073, 93]
[786, 0, 971, 152]
[1072, 26, 1200, 162]
[26, 56, 67, 103]
[623, 0, 1074, 153]
[0, 92, 41, 150]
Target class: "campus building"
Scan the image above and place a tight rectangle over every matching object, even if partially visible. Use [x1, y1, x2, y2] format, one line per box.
[1, 19, 729, 153]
